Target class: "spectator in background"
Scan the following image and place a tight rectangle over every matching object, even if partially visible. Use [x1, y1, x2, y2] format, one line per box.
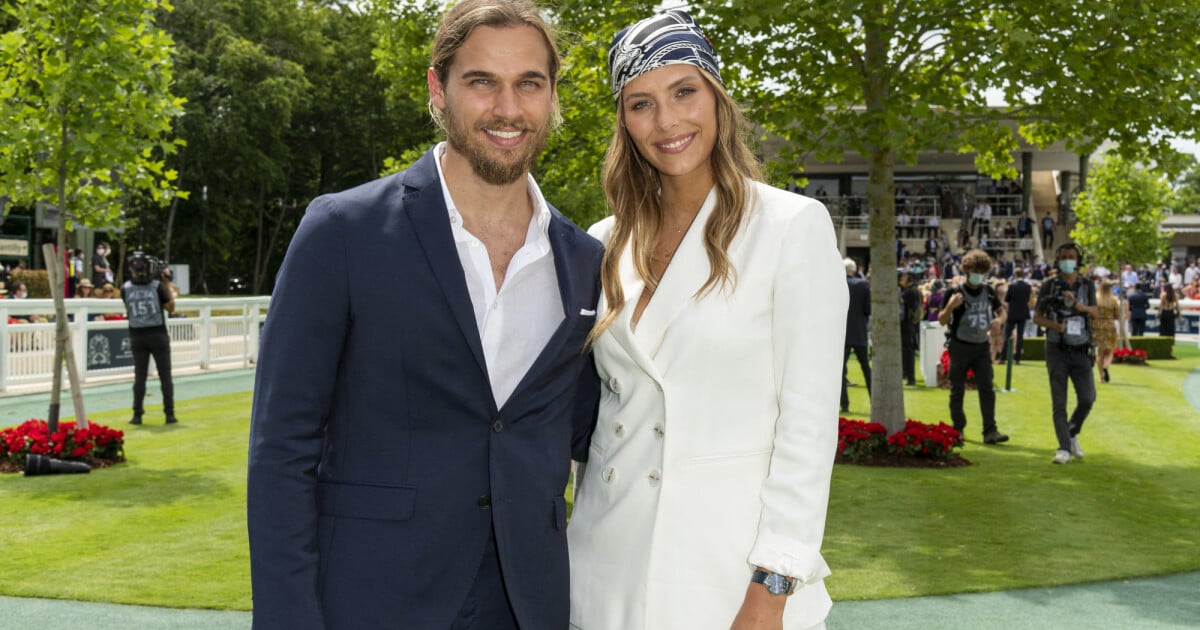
[10, 281, 27, 299]
[74, 279, 94, 298]
[1120, 263, 1139, 292]
[1126, 283, 1150, 336]
[1184, 259, 1199, 288]
[842, 258, 872, 413]
[1003, 267, 1033, 363]
[1042, 214, 1056, 248]
[1169, 265, 1183, 292]
[1017, 210, 1033, 239]
[1185, 279, 1200, 300]
[92, 241, 113, 287]
[1158, 284, 1179, 341]
[1092, 281, 1121, 384]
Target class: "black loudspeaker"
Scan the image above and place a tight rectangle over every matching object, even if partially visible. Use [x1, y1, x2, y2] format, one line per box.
[24, 454, 91, 476]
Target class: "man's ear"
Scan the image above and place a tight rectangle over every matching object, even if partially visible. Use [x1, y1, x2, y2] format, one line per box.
[428, 67, 446, 111]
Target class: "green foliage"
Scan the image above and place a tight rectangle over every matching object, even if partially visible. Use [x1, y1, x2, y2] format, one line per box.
[1021, 336, 1176, 362]
[0, 0, 185, 230]
[1170, 161, 1200, 215]
[1071, 154, 1172, 268]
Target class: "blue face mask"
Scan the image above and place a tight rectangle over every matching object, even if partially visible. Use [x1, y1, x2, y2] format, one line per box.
[1059, 260, 1077, 275]
[968, 273, 984, 286]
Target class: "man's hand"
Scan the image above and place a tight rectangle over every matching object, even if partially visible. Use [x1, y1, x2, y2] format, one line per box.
[730, 582, 785, 630]
[945, 292, 963, 310]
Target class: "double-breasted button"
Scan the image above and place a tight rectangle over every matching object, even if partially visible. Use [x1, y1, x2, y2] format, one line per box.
[648, 470, 662, 487]
[477, 495, 491, 508]
[653, 424, 665, 438]
[614, 423, 626, 436]
[492, 419, 504, 432]
[602, 467, 616, 483]
[608, 377, 622, 394]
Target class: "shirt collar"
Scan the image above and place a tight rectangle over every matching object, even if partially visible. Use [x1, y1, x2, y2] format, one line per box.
[433, 142, 552, 243]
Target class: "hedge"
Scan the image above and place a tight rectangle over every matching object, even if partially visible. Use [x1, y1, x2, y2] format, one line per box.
[1018, 336, 1176, 361]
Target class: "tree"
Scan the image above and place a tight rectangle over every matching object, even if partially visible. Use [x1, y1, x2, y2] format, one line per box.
[1072, 154, 1172, 269]
[0, 0, 184, 431]
[1169, 161, 1200, 215]
[691, 0, 1200, 433]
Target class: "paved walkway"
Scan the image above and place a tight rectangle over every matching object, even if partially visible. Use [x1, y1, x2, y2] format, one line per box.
[1, 369, 1196, 628]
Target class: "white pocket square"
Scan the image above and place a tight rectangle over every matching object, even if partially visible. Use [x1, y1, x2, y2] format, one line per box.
[580, 308, 596, 317]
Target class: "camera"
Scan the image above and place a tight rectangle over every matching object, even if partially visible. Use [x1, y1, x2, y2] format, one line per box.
[128, 250, 166, 285]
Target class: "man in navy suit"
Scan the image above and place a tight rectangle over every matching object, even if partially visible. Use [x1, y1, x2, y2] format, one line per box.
[840, 258, 872, 412]
[246, 2, 602, 628]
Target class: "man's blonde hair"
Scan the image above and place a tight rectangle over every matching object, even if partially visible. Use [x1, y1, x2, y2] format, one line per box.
[428, 0, 562, 131]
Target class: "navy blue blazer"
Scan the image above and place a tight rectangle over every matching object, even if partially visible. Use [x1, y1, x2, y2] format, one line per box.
[247, 150, 603, 630]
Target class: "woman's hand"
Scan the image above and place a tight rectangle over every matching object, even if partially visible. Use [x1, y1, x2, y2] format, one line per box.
[730, 583, 785, 630]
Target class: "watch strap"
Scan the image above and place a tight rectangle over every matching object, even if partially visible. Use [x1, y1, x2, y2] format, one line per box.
[750, 569, 797, 595]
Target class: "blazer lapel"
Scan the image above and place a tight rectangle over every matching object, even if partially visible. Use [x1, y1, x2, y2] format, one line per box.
[401, 151, 489, 378]
[632, 187, 718, 359]
[605, 239, 664, 382]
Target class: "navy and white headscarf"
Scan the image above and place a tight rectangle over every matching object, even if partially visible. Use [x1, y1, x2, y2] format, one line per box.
[607, 10, 723, 102]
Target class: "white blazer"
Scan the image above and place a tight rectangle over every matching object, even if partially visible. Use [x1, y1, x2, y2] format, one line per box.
[568, 182, 849, 630]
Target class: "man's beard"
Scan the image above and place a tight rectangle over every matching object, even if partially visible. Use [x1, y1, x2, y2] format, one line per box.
[444, 105, 549, 186]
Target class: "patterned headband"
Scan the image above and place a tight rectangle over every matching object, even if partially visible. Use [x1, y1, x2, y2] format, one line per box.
[607, 10, 723, 101]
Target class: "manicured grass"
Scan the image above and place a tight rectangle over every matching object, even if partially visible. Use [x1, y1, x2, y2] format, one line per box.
[0, 394, 253, 610]
[828, 344, 1200, 600]
[0, 344, 1197, 610]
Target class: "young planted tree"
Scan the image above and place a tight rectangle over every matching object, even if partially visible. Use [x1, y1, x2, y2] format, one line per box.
[0, 0, 183, 430]
[1072, 154, 1173, 270]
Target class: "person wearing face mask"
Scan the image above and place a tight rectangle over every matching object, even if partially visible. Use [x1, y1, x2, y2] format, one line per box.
[938, 249, 1010, 445]
[92, 241, 112, 288]
[1033, 243, 1098, 465]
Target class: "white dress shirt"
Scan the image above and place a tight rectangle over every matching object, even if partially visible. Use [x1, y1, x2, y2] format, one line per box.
[433, 143, 563, 408]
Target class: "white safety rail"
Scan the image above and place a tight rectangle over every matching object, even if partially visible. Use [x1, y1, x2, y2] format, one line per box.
[0, 297, 270, 393]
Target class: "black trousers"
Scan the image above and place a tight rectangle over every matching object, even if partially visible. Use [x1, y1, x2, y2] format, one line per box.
[131, 329, 174, 416]
[1131, 317, 1146, 337]
[1046, 344, 1095, 452]
[901, 323, 916, 383]
[948, 338, 997, 436]
[1003, 318, 1028, 361]
[841, 344, 872, 409]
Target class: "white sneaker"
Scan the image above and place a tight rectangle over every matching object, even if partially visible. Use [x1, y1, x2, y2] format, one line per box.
[1052, 450, 1072, 464]
[1070, 437, 1084, 459]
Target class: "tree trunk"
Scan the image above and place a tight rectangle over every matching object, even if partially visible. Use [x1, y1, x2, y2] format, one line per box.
[863, 2, 905, 435]
[253, 184, 266, 295]
[163, 146, 186, 262]
[43, 240, 87, 430]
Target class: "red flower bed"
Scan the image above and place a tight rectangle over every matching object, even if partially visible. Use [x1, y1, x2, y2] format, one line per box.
[0, 419, 125, 473]
[936, 350, 976, 389]
[837, 417, 967, 467]
[1112, 348, 1148, 364]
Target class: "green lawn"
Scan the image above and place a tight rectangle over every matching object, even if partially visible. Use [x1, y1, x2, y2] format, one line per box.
[1, 345, 1197, 610]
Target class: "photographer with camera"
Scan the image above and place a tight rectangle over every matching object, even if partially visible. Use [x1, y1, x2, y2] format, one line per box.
[1032, 243, 1097, 465]
[123, 251, 177, 425]
[939, 249, 1010, 445]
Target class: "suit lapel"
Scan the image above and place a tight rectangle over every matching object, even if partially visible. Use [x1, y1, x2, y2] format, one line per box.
[401, 151, 489, 379]
[604, 239, 663, 382]
[632, 187, 719, 359]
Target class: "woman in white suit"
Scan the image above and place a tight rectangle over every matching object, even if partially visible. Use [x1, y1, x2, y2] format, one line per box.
[568, 10, 848, 630]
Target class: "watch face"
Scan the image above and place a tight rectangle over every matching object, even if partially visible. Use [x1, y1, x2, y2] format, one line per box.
[764, 572, 789, 595]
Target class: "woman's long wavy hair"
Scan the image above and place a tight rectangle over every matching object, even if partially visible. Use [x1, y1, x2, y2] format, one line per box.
[586, 70, 763, 348]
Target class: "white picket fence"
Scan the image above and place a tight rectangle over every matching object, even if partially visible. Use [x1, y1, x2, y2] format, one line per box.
[0, 297, 270, 393]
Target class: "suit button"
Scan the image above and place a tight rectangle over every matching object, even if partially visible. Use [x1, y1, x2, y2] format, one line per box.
[602, 467, 616, 483]
[653, 424, 665, 438]
[477, 495, 491, 508]
[492, 419, 504, 432]
[614, 423, 625, 436]
[648, 470, 662, 487]
[608, 377, 622, 394]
